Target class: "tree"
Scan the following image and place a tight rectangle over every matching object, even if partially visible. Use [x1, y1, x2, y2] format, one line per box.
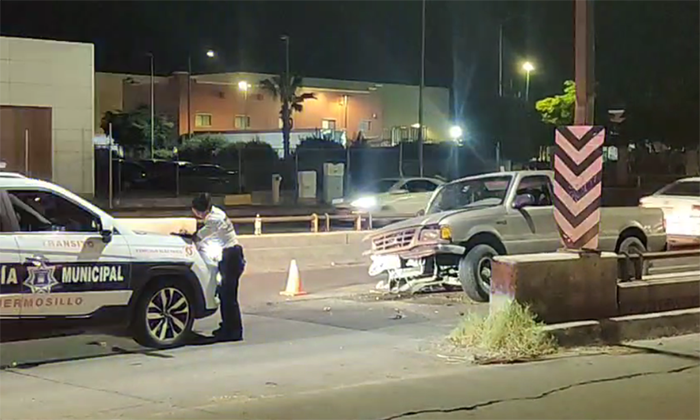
[535, 80, 576, 126]
[260, 75, 316, 159]
[100, 105, 175, 156]
[179, 134, 226, 163]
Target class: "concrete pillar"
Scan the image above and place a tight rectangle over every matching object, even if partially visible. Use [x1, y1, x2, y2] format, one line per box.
[491, 252, 619, 323]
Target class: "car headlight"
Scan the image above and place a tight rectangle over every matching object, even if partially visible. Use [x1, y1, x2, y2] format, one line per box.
[419, 225, 452, 242]
[201, 242, 223, 263]
[351, 196, 377, 209]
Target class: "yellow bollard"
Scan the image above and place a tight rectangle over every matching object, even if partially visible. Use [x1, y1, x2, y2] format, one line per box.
[311, 213, 319, 233]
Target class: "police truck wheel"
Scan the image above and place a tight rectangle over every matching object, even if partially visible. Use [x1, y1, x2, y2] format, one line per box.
[458, 244, 498, 302]
[132, 279, 194, 349]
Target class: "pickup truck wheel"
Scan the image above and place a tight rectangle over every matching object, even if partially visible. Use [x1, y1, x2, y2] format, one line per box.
[618, 236, 648, 279]
[132, 279, 194, 349]
[458, 244, 497, 302]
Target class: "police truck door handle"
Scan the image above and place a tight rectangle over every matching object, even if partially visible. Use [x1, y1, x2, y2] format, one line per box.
[496, 220, 507, 225]
[25, 255, 48, 266]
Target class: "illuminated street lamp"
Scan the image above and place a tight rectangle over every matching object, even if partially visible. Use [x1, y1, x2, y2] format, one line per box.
[187, 50, 216, 138]
[522, 61, 535, 101]
[449, 125, 463, 141]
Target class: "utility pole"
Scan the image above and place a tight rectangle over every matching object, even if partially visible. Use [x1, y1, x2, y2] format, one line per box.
[574, 0, 595, 125]
[498, 23, 504, 98]
[148, 53, 155, 158]
[418, 0, 426, 177]
[187, 55, 192, 139]
[281, 35, 290, 79]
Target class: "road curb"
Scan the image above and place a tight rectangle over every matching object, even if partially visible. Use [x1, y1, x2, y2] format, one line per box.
[545, 307, 700, 347]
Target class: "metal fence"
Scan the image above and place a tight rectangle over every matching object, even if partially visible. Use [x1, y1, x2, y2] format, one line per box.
[95, 143, 498, 202]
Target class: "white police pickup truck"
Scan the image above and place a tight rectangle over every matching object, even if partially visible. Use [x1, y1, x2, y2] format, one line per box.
[0, 173, 218, 348]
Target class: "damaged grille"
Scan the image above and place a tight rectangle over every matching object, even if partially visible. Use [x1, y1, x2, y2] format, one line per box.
[372, 228, 417, 252]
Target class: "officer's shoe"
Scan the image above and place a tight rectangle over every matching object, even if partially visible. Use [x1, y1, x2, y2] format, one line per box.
[213, 328, 243, 342]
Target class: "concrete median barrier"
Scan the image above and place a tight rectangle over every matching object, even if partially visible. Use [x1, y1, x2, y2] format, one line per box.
[490, 252, 619, 324]
[117, 217, 370, 274]
[491, 251, 700, 345]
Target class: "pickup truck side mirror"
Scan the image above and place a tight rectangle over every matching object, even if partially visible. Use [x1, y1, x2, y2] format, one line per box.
[513, 193, 536, 210]
[416, 209, 426, 216]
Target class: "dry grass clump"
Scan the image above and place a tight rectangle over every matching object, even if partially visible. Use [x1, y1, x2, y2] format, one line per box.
[449, 302, 557, 362]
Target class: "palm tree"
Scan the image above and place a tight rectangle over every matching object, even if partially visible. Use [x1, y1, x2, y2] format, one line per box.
[260, 75, 316, 159]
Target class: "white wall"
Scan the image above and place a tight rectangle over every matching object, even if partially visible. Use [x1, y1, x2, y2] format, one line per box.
[0, 36, 95, 195]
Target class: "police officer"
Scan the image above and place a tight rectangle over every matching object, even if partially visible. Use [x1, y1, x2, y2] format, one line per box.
[191, 193, 244, 342]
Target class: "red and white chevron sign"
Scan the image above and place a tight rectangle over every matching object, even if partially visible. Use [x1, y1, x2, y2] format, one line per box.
[553, 126, 606, 250]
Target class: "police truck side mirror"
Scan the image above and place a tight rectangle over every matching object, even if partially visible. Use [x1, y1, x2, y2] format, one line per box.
[98, 217, 114, 244]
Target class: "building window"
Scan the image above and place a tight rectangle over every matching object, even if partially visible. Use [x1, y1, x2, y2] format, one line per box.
[322, 119, 336, 130]
[359, 120, 372, 133]
[235, 115, 251, 129]
[195, 113, 212, 128]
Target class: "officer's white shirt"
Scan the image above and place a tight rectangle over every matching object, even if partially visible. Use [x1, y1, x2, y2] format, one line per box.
[196, 206, 239, 250]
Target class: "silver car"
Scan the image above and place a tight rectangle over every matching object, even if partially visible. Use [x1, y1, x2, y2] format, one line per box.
[333, 177, 444, 216]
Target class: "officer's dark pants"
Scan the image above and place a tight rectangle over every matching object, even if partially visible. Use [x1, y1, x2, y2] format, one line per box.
[217, 245, 245, 338]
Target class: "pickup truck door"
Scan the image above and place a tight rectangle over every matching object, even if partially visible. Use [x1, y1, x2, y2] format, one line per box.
[5, 188, 133, 318]
[504, 175, 560, 254]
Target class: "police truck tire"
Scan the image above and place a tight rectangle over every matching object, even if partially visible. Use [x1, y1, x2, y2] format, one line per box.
[458, 244, 498, 302]
[132, 279, 194, 349]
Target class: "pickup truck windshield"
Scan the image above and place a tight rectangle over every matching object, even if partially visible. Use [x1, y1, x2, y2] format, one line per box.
[427, 175, 512, 214]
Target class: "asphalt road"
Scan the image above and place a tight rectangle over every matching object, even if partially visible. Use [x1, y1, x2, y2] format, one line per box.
[0, 257, 698, 420]
[0, 265, 377, 368]
[1, 302, 698, 420]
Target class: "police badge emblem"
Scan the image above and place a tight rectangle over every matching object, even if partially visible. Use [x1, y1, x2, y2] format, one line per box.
[24, 259, 59, 294]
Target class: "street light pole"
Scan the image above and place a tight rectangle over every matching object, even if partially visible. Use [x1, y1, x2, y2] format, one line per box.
[521, 61, 535, 102]
[281, 35, 290, 79]
[187, 55, 192, 139]
[498, 23, 504, 98]
[148, 53, 155, 158]
[418, 0, 426, 177]
[525, 69, 531, 102]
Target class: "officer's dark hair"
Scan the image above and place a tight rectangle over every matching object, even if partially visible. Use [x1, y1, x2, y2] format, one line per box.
[192, 193, 212, 213]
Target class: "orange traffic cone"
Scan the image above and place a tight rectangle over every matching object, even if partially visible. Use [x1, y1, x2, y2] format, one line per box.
[280, 259, 307, 297]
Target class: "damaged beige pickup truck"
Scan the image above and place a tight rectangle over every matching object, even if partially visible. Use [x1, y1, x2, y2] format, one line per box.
[365, 170, 667, 302]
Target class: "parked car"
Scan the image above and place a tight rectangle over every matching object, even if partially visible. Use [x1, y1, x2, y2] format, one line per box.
[365, 170, 667, 301]
[139, 160, 241, 194]
[333, 177, 444, 217]
[114, 160, 148, 192]
[639, 177, 700, 247]
[178, 163, 241, 194]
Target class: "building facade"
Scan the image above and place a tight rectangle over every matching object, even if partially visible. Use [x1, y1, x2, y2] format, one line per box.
[1, 36, 95, 195]
[100, 71, 451, 148]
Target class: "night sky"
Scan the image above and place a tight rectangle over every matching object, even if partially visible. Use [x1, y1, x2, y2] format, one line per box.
[1, 0, 698, 146]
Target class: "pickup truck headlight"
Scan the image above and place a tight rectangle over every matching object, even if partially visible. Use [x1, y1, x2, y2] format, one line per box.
[419, 225, 452, 242]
